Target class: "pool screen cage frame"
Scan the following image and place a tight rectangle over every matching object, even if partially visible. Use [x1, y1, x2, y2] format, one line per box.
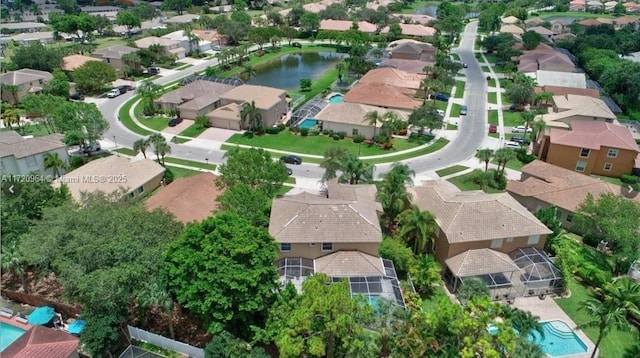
[119, 345, 167, 358]
[290, 99, 327, 125]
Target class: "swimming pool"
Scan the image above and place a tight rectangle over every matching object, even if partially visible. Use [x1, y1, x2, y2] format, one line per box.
[328, 93, 344, 104]
[0, 322, 27, 351]
[298, 118, 317, 129]
[530, 320, 588, 357]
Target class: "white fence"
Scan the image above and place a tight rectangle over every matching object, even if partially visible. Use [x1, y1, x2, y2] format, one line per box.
[127, 326, 204, 358]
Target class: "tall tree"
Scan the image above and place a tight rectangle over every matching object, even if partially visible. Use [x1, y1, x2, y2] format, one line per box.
[164, 212, 279, 335]
[161, 0, 193, 15]
[45, 69, 71, 98]
[493, 147, 517, 176]
[149, 133, 171, 166]
[53, 101, 109, 149]
[505, 73, 536, 107]
[396, 205, 436, 254]
[116, 10, 141, 38]
[216, 147, 288, 199]
[43, 152, 65, 178]
[239, 101, 263, 132]
[363, 110, 383, 138]
[49, 13, 97, 42]
[580, 298, 633, 358]
[8, 41, 63, 72]
[377, 163, 415, 233]
[339, 153, 374, 185]
[72, 61, 117, 94]
[0, 243, 29, 293]
[1, 106, 20, 130]
[320, 146, 350, 183]
[133, 138, 151, 159]
[216, 183, 271, 227]
[137, 80, 162, 117]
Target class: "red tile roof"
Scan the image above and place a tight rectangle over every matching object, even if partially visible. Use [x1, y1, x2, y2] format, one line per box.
[2, 326, 79, 358]
[344, 82, 421, 109]
[550, 120, 639, 152]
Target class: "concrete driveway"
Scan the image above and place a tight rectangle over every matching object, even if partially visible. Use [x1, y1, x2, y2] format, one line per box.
[162, 119, 192, 135]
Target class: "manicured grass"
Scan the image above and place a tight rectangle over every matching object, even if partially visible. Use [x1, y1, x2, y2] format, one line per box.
[166, 166, 202, 179]
[446, 123, 458, 130]
[484, 54, 500, 63]
[276, 185, 293, 196]
[556, 277, 637, 358]
[503, 111, 524, 127]
[93, 37, 129, 50]
[451, 103, 462, 117]
[487, 92, 497, 104]
[221, 144, 323, 164]
[164, 157, 216, 171]
[436, 165, 469, 177]
[174, 63, 193, 71]
[475, 53, 483, 59]
[492, 157, 525, 171]
[447, 169, 504, 193]
[431, 100, 448, 111]
[138, 115, 170, 131]
[538, 12, 616, 20]
[450, 53, 460, 61]
[118, 98, 154, 136]
[362, 138, 449, 164]
[226, 131, 429, 157]
[487, 78, 497, 88]
[591, 175, 623, 186]
[179, 124, 208, 138]
[1, 124, 51, 137]
[454, 81, 465, 98]
[288, 66, 340, 101]
[171, 136, 191, 144]
[481, 65, 490, 72]
[114, 148, 138, 156]
[158, 61, 189, 69]
[488, 110, 498, 125]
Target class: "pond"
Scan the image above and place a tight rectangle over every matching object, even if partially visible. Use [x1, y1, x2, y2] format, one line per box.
[545, 16, 579, 24]
[247, 52, 348, 90]
[416, 5, 477, 19]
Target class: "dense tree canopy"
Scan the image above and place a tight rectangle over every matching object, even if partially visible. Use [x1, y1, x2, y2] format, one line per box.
[216, 148, 288, 198]
[72, 61, 117, 94]
[8, 41, 63, 72]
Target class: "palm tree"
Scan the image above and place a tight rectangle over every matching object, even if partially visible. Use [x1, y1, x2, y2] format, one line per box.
[240, 101, 262, 132]
[149, 133, 170, 165]
[520, 111, 537, 142]
[138, 281, 175, 339]
[137, 81, 162, 117]
[240, 64, 257, 81]
[396, 205, 436, 254]
[335, 61, 345, 83]
[534, 91, 554, 108]
[1, 107, 20, 130]
[133, 138, 150, 159]
[363, 110, 383, 138]
[43, 152, 64, 178]
[183, 26, 200, 55]
[320, 146, 350, 183]
[494, 147, 517, 176]
[1, 244, 28, 293]
[270, 35, 281, 50]
[603, 278, 640, 315]
[377, 163, 415, 232]
[382, 111, 401, 140]
[580, 298, 631, 358]
[339, 154, 374, 185]
[532, 118, 547, 143]
[475, 148, 495, 172]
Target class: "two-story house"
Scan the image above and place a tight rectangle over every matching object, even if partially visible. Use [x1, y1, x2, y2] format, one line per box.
[269, 181, 405, 305]
[539, 94, 617, 130]
[536, 120, 640, 178]
[206, 84, 288, 129]
[154, 79, 239, 119]
[91, 45, 139, 71]
[0, 131, 69, 177]
[134, 36, 186, 59]
[0, 68, 52, 104]
[389, 40, 437, 62]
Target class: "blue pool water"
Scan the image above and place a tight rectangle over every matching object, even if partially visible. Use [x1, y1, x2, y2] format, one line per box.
[362, 295, 381, 311]
[328, 94, 344, 104]
[0, 322, 27, 351]
[530, 320, 588, 357]
[299, 118, 317, 129]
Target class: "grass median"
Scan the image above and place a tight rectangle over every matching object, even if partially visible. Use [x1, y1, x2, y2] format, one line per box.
[118, 98, 154, 136]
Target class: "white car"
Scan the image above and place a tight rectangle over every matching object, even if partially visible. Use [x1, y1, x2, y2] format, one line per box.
[106, 89, 121, 98]
[511, 126, 532, 133]
[505, 141, 522, 149]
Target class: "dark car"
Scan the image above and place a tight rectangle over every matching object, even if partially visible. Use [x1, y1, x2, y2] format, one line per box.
[280, 155, 302, 165]
[430, 93, 450, 102]
[489, 124, 497, 134]
[168, 117, 183, 127]
[460, 105, 468, 115]
[291, 42, 302, 48]
[509, 103, 525, 112]
[144, 66, 160, 75]
[285, 167, 293, 175]
[69, 93, 85, 101]
[511, 136, 531, 145]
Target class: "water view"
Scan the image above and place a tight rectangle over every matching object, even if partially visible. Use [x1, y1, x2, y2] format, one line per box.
[248, 52, 348, 90]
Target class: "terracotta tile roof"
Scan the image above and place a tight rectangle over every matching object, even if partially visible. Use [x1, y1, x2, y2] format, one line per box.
[390, 41, 436, 60]
[91, 45, 137, 60]
[358, 67, 425, 89]
[0, 133, 65, 159]
[525, 17, 544, 25]
[615, 16, 640, 25]
[192, 29, 225, 43]
[445, 249, 521, 277]
[579, 18, 605, 26]
[315, 251, 386, 277]
[0, 68, 52, 87]
[319, 20, 377, 33]
[62, 54, 100, 71]
[549, 120, 639, 152]
[535, 85, 600, 99]
[518, 51, 575, 73]
[380, 23, 437, 37]
[315, 102, 409, 127]
[156, 80, 236, 109]
[529, 26, 555, 36]
[379, 58, 434, 74]
[507, 160, 640, 211]
[391, 13, 435, 25]
[500, 24, 525, 35]
[220, 84, 285, 109]
[502, 16, 520, 24]
[549, 94, 616, 122]
[134, 36, 181, 49]
[55, 156, 165, 201]
[2, 325, 79, 358]
[145, 172, 221, 223]
[409, 181, 552, 243]
[268, 191, 382, 244]
[344, 82, 421, 110]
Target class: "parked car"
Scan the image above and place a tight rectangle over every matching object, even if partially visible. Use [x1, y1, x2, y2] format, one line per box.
[509, 103, 525, 112]
[511, 126, 532, 134]
[144, 66, 160, 75]
[82, 141, 101, 153]
[69, 93, 84, 101]
[505, 141, 521, 149]
[106, 88, 125, 98]
[168, 117, 183, 127]
[280, 155, 302, 165]
[430, 93, 450, 102]
[437, 109, 445, 118]
[460, 105, 468, 115]
[489, 124, 497, 133]
[511, 136, 531, 145]
[285, 167, 293, 175]
[462, 63, 468, 68]
[212, 45, 222, 51]
[292, 42, 302, 48]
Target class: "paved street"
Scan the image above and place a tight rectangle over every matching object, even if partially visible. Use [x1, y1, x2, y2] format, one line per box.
[98, 22, 490, 188]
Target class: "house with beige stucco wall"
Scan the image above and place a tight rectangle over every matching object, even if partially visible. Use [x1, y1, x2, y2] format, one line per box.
[206, 84, 288, 130]
[0, 68, 52, 104]
[314, 102, 410, 139]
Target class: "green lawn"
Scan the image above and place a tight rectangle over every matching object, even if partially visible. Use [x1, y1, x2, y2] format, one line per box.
[489, 110, 499, 125]
[174, 63, 193, 71]
[591, 175, 622, 186]
[451, 103, 462, 117]
[171, 136, 191, 144]
[446, 123, 458, 130]
[118, 98, 154, 136]
[179, 124, 208, 138]
[166, 166, 202, 179]
[114, 148, 138, 156]
[488, 92, 497, 104]
[475, 53, 483, 60]
[164, 157, 216, 171]
[93, 37, 129, 50]
[436, 165, 469, 177]
[455, 81, 465, 98]
[226, 131, 430, 157]
[221, 144, 323, 164]
[158, 61, 189, 69]
[481, 65, 491, 72]
[450, 53, 460, 61]
[1, 124, 51, 137]
[484, 54, 500, 63]
[276, 185, 293, 196]
[288, 66, 340, 101]
[557, 277, 637, 358]
[491, 157, 525, 171]
[138, 115, 170, 131]
[503, 111, 524, 127]
[447, 169, 504, 193]
[362, 138, 449, 164]
[487, 78, 497, 88]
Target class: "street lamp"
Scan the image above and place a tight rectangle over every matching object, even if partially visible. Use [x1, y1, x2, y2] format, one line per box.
[205, 158, 209, 168]
[113, 135, 118, 155]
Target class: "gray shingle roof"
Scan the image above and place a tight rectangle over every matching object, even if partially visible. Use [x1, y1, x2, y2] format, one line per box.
[445, 249, 521, 277]
[0, 132, 65, 158]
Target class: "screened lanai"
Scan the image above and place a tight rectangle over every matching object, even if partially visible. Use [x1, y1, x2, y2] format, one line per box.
[510, 247, 563, 296]
[290, 99, 327, 125]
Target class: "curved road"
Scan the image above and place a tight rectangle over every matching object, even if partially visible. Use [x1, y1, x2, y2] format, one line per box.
[99, 21, 487, 182]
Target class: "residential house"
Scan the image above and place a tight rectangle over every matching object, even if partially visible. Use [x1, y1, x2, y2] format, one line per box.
[391, 13, 435, 25]
[344, 82, 421, 110]
[0, 21, 47, 33]
[380, 23, 437, 37]
[378, 58, 432, 74]
[7, 31, 54, 45]
[550, 19, 571, 35]
[134, 36, 186, 59]
[540, 94, 617, 129]
[0, 131, 69, 177]
[161, 30, 211, 54]
[587, 0, 605, 11]
[535, 120, 639, 177]
[145, 172, 221, 224]
[319, 20, 378, 34]
[207, 84, 288, 129]
[366, 0, 395, 10]
[358, 67, 424, 90]
[500, 24, 525, 36]
[623, 1, 640, 13]
[501, 16, 521, 25]
[269, 181, 405, 305]
[615, 16, 640, 30]
[91, 45, 139, 71]
[507, 160, 640, 228]
[534, 70, 586, 89]
[2, 325, 79, 358]
[528, 26, 555, 41]
[193, 29, 228, 46]
[579, 18, 613, 27]
[408, 181, 556, 298]
[164, 14, 200, 24]
[604, 0, 619, 11]
[154, 79, 238, 119]
[314, 102, 410, 138]
[303, 2, 328, 13]
[61, 54, 100, 71]
[389, 40, 437, 62]
[112, 19, 167, 37]
[534, 85, 600, 111]
[569, 0, 586, 11]
[0, 68, 52, 104]
[517, 45, 576, 73]
[524, 17, 544, 29]
[56, 156, 165, 202]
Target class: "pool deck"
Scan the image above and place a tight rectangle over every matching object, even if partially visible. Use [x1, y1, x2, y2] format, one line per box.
[0, 315, 32, 331]
[512, 296, 596, 358]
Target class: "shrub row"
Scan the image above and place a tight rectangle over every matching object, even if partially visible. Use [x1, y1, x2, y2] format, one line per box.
[621, 174, 639, 184]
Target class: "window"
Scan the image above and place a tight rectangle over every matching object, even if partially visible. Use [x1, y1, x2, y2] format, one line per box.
[607, 149, 618, 158]
[603, 163, 613, 171]
[490, 239, 503, 249]
[579, 148, 590, 158]
[136, 186, 144, 194]
[352, 129, 358, 136]
[25, 155, 37, 167]
[605, 118, 613, 123]
[506, 237, 514, 243]
[566, 214, 573, 223]
[280, 243, 291, 252]
[527, 235, 540, 245]
[575, 161, 587, 172]
[128, 192, 135, 199]
[309, 243, 316, 248]
[321, 243, 333, 251]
